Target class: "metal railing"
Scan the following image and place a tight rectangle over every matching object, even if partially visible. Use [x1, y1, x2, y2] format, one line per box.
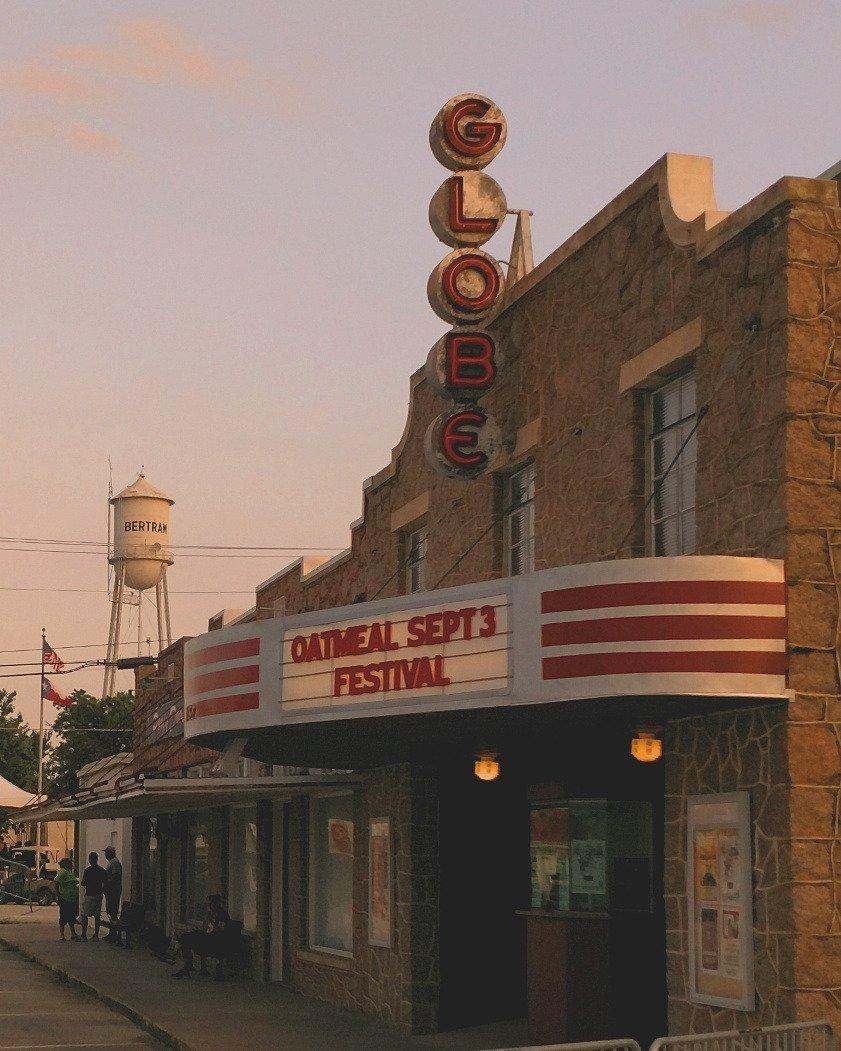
[497, 1040, 642, 1051]
[509, 1021, 836, 1051]
[0, 858, 34, 911]
[650, 1021, 836, 1051]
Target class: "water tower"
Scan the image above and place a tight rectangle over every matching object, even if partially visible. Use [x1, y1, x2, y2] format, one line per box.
[102, 471, 174, 698]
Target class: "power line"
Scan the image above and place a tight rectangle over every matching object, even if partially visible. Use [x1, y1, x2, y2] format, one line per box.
[0, 535, 344, 551]
[0, 587, 252, 594]
[0, 547, 329, 559]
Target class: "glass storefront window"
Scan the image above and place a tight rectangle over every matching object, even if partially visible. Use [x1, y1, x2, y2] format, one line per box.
[309, 794, 354, 955]
[137, 817, 158, 917]
[184, 814, 209, 922]
[230, 806, 259, 931]
[529, 799, 652, 914]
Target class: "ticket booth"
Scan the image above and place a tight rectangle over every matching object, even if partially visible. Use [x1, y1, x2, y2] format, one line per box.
[524, 793, 666, 1046]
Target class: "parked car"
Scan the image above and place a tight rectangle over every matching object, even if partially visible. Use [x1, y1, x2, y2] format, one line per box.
[0, 847, 60, 905]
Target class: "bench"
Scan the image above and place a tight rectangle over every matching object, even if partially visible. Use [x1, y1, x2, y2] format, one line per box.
[179, 920, 247, 979]
[100, 901, 146, 948]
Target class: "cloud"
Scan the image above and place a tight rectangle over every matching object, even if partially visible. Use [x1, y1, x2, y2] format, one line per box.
[734, 0, 797, 32]
[0, 17, 307, 158]
[0, 61, 103, 103]
[54, 18, 306, 113]
[0, 115, 124, 157]
[66, 122, 123, 156]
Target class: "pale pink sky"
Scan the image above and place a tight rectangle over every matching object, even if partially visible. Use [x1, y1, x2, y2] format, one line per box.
[1, 0, 838, 727]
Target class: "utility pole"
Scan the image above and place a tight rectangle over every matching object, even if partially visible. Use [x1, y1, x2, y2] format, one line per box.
[35, 627, 45, 869]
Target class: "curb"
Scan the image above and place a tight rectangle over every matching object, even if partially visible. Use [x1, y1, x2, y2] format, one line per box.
[0, 933, 192, 1050]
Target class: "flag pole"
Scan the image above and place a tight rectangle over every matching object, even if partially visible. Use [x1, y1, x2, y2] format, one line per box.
[35, 627, 45, 871]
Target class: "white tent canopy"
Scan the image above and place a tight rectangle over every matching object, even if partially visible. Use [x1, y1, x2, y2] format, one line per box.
[0, 775, 38, 809]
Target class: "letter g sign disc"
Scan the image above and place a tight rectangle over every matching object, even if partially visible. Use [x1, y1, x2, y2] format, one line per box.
[429, 94, 507, 171]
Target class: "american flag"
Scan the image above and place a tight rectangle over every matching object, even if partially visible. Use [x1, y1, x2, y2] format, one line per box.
[43, 638, 64, 672]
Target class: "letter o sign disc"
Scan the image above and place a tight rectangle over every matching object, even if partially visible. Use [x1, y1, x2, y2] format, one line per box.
[429, 171, 507, 249]
[427, 248, 506, 325]
[429, 94, 507, 171]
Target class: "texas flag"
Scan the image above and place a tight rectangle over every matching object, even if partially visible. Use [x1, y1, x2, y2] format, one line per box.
[42, 677, 71, 708]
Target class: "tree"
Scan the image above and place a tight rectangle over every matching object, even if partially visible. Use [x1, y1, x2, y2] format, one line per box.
[0, 690, 38, 793]
[45, 691, 133, 797]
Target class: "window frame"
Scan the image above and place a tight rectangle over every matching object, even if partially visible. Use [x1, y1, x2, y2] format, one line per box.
[181, 812, 210, 925]
[403, 524, 428, 595]
[504, 462, 536, 576]
[228, 804, 259, 933]
[647, 371, 697, 557]
[307, 791, 355, 959]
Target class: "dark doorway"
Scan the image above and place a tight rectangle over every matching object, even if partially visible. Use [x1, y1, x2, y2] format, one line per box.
[438, 754, 528, 1030]
[436, 725, 667, 1046]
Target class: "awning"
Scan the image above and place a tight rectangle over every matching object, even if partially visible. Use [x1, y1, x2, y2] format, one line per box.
[21, 772, 360, 822]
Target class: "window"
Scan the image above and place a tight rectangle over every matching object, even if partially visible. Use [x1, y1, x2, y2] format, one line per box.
[229, 806, 259, 931]
[650, 372, 696, 556]
[184, 813, 209, 922]
[505, 463, 535, 575]
[309, 794, 354, 956]
[529, 799, 653, 915]
[404, 526, 427, 594]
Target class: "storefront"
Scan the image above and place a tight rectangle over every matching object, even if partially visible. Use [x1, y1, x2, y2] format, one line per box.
[181, 555, 787, 1042]
[39, 145, 841, 1041]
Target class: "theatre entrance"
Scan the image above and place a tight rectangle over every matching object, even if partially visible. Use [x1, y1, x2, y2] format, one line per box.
[437, 724, 667, 1046]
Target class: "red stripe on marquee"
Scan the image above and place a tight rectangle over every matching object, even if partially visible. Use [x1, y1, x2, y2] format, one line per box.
[185, 637, 260, 671]
[541, 650, 787, 681]
[187, 692, 260, 719]
[540, 579, 785, 614]
[186, 664, 260, 696]
[541, 614, 787, 647]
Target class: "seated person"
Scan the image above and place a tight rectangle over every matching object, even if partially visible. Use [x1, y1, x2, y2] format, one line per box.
[173, 894, 232, 978]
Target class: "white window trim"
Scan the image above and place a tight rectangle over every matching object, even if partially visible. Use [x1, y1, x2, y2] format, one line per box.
[404, 525, 428, 595]
[505, 462, 536, 576]
[308, 792, 354, 959]
[647, 371, 696, 557]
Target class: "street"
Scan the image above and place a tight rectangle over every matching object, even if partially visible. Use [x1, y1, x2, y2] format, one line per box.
[0, 943, 163, 1050]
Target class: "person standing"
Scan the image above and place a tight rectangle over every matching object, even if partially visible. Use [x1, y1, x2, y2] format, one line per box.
[103, 845, 123, 940]
[80, 852, 106, 942]
[54, 858, 79, 942]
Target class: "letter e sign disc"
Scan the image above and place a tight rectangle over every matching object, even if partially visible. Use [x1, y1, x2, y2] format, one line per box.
[429, 94, 507, 171]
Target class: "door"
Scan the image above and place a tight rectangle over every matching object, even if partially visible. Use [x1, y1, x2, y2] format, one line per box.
[526, 796, 667, 1046]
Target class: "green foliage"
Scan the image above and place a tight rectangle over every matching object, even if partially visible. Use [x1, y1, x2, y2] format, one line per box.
[0, 690, 39, 836]
[45, 691, 133, 796]
[0, 690, 39, 793]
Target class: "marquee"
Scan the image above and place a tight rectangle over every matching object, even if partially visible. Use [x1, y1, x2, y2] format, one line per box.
[183, 555, 788, 739]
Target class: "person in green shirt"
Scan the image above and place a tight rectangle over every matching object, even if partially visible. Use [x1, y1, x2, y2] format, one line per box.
[54, 858, 80, 942]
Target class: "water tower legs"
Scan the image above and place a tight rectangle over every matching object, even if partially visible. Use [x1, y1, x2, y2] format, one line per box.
[155, 567, 172, 653]
[103, 562, 126, 698]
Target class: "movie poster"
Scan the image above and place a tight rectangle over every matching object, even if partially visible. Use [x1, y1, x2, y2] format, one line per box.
[328, 818, 354, 857]
[570, 838, 607, 896]
[687, 793, 754, 1011]
[368, 818, 391, 947]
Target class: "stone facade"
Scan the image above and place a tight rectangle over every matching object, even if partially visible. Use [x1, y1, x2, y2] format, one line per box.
[135, 156, 841, 1036]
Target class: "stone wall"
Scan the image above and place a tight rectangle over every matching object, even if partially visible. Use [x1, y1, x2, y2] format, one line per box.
[663, 192, 841, 1033]
[284, 765, 440, 1033]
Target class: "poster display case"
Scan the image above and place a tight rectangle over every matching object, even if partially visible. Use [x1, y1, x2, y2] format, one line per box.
[686, 792, 754, 1011]
[368, 817, 392, 948]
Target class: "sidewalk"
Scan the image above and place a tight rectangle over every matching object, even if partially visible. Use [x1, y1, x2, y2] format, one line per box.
[0, 908, 527, 1051]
